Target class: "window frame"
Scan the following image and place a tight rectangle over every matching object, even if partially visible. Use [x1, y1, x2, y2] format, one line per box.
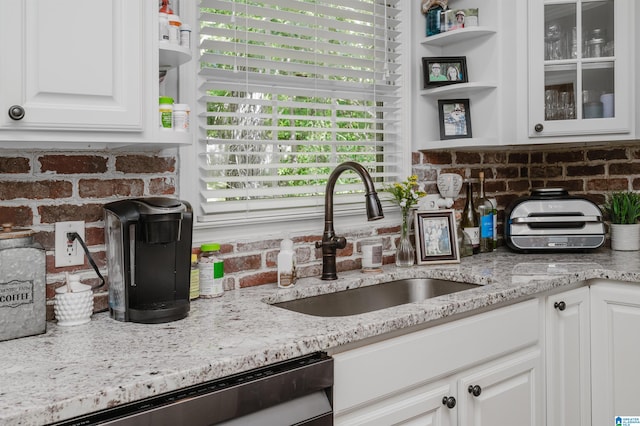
[178, 0, 413, 243]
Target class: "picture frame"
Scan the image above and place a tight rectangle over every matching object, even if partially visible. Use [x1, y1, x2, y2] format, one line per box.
[442, 8, 480, 31]
[438, 98, 472, 140]
[414, 209, 460, 265]
[422, 56, 468, 88]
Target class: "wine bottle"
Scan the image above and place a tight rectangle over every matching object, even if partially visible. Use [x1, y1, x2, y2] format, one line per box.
[489, 197, 498, 250]
[477, 171, 494, 253]
[461, 180, 480, 254]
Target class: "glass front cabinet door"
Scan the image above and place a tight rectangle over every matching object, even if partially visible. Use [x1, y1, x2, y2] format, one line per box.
[528, 0, 632, 138]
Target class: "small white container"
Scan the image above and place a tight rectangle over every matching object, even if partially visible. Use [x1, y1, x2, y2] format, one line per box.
[54, 274, 93, 326]
[173, 104, 190, 132]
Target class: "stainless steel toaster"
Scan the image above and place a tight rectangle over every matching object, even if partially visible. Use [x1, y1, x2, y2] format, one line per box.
[505, 188, 605, 252]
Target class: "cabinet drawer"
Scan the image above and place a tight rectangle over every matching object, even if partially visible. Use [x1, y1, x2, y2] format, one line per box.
[333, 298, 539, 413]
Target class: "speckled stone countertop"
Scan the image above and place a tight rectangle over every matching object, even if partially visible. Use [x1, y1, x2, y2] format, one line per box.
[1, 248, 640, 425]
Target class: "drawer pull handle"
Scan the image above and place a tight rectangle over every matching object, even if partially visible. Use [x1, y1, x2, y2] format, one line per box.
[534, 123, 544, 132]
[468, 384, 482, 397]
[554, 301, 566, 311]
[442, 396, 456, 409]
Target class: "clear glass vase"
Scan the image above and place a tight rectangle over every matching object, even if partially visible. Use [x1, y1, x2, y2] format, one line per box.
[396, 209, 415, 267]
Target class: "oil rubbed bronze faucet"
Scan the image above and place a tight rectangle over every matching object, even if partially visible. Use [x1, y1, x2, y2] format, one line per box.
[316, 162, 384, 280]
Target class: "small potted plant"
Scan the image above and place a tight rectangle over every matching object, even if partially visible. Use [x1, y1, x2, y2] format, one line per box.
[603, 191, 640, 251]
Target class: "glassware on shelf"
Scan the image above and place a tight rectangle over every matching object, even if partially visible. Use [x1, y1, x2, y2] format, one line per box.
[545, 22, 563, 60]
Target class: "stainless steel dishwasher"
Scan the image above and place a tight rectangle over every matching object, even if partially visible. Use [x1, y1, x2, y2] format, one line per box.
[50, 352, 333, 426]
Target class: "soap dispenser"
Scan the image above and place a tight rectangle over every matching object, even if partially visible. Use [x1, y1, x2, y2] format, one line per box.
[277, 237, 297, 288]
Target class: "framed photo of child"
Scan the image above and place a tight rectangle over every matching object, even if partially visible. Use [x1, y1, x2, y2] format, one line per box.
[414, 209, 460, 264]
[438, 98, 472, 140]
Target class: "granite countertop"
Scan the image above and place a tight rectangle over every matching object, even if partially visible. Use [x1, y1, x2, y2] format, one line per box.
[1, 248, 640, 425]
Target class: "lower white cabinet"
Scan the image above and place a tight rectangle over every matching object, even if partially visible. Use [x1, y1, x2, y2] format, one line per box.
[457, 349, 540, 426]
[334, 380, 455, 426]
[545, 286, 591, 426]
[546, 280, 640, 426]
[331, 299, 542, 425]
[590, 280, 640, 425]
[332, 280, 640, 426]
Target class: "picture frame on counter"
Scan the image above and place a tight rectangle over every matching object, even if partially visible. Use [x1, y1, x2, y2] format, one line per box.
[438, 98, 472, 140]
[422, 56, 468, 88]
[414, 209, 460, 265]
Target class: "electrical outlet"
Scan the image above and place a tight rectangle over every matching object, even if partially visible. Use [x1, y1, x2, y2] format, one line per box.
[54, 221, 85, 267]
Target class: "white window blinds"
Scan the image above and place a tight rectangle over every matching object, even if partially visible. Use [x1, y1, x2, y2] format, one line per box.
[198, 0, 403, 225]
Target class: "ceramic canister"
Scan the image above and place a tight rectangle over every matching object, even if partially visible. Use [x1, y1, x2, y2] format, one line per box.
[0, 224, 46, 341]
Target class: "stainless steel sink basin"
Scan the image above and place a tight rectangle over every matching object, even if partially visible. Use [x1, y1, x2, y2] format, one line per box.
[272, 278, 481, 317]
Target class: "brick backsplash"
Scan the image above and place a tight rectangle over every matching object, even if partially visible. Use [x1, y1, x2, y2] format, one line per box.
[1, 142, 637, 320]
[0, 150, 178, 319]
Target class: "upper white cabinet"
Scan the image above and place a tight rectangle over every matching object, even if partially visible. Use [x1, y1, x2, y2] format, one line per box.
[526, 0, 635, 141]
[412, 0, 520, 150]
[0, 0, 193, 148]
[0, 1, 143, 132]
[414, 0, 637, 150]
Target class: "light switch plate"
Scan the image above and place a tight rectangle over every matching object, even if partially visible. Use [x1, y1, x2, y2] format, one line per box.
[54, 221, 85, 267]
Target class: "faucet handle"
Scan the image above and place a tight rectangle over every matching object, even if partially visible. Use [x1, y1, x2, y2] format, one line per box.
[316, 236, 347, 250]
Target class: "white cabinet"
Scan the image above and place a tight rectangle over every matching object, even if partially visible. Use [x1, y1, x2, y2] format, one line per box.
[590, 280, 640, 425]
[546, 280, 640, 426]
[0, 0, 143, 133]
[332, 299, 542, 425]
[545, 287, 591, 426]
[0, 0, 193, 148]
[334, 380, 455, 426]
[457, 349, 541, 426]
[524, 0, 635, 142]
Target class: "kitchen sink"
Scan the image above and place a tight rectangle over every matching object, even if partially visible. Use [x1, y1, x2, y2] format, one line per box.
[272, 278, 481, 317]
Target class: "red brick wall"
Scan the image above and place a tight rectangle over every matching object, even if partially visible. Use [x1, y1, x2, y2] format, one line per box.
[0, 151, 177, 319]
[1, 142, 635, 320]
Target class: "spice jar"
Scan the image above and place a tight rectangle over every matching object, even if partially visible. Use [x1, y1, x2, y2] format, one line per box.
[159, 96, 173, 130]
[189, 253, 199, 300]
[198, 243, 224, 298]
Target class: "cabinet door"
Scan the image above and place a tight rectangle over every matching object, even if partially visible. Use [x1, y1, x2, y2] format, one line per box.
[591, 281, 640, 425]
[527, 0, 633, 138]
[546, 287, 591, 426]
[457, 349, 542, 426]
[0, 0, 143, 131]
[334, 381, 455, 426]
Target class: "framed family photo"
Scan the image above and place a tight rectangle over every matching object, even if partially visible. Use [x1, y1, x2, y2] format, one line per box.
[422, 56, 468, 88]
[438, 98, 472, 140]
[414, 209, 460, 265]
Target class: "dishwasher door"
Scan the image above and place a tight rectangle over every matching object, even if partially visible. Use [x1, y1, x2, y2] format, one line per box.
[51, 352, 333, 426]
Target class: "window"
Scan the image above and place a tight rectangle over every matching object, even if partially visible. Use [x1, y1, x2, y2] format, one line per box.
[197, 0, 404, 226]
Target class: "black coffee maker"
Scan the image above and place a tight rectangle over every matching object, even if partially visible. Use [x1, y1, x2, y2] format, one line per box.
[104, 197, 193, 323]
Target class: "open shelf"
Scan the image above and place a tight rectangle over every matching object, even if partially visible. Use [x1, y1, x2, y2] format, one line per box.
[159, 44, 192, 70]
[420, 82, 498, 98]
[421, 26, 496, 47]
